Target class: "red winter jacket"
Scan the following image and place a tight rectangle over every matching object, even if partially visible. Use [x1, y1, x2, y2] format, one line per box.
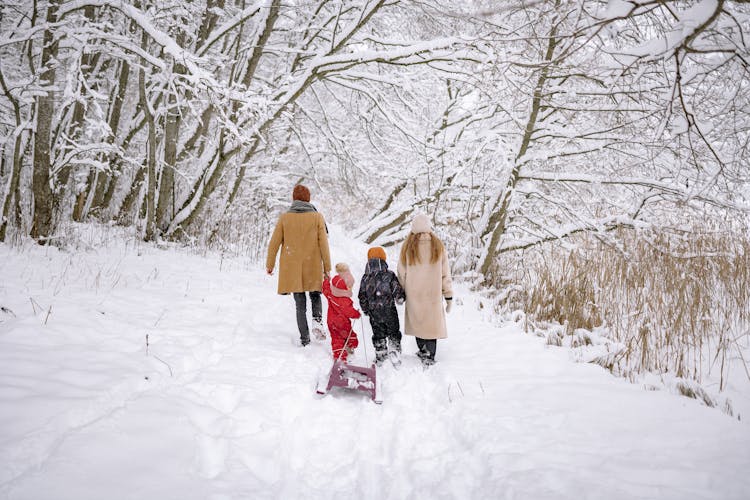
[322, 277, 361, 361]
[322, 277, 361, 332]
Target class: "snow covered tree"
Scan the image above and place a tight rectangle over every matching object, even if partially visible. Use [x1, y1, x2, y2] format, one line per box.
[350, 0, 749, 281]
[0, 0, 747, 261]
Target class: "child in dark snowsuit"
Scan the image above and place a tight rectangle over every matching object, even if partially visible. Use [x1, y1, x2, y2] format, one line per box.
[358, 247, 406, 365]
[322, 263, 361, 362]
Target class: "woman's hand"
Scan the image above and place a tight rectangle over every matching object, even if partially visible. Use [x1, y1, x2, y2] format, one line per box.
[445, 297, 453, 313]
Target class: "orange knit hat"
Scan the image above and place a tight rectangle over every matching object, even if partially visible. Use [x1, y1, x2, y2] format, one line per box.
[367, 247, 386, 261]
[292, 184, 310, 202]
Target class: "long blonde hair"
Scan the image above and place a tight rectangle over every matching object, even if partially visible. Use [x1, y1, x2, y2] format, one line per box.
[399, 232, 445, 266]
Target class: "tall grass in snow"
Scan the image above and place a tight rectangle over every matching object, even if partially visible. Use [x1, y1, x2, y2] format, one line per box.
[517, 229, 750, 390]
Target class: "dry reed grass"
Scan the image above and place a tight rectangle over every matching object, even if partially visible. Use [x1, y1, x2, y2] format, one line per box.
[517, 229, 750, 390]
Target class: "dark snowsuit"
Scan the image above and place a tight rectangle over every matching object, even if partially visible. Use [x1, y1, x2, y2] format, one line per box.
[322, 278, 360, 362]
[358, 258, 406, 362]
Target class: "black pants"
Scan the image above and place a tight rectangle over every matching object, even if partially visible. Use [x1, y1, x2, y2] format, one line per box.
[293, 291, 322, 342]
[416, 337, 437, 361]
[369, 307, 401, 356]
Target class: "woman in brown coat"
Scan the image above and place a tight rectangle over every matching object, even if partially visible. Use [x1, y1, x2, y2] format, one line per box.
[397, 213, 453, 366]
[266, 185, 331, 346]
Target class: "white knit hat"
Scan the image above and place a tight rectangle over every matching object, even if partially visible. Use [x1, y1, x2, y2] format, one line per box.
[411, 213, 432, 234]
[332, 262, 354, 297]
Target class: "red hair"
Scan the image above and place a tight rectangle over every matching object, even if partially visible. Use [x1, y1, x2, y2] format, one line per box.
[399, 233, 444, 266]
[292, 184, 310, 202]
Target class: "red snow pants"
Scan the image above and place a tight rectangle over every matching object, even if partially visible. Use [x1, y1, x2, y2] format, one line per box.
[322, 278, 361, 362]
[329, 322, 358, 362]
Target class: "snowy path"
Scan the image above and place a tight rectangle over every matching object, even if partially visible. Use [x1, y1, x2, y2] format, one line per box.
[1, 234, 749, 500]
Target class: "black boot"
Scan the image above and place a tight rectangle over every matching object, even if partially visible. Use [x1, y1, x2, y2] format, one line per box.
[375, 351, 388, 365]
[416, 338, 436, 366]
[373, 337, 388, 365]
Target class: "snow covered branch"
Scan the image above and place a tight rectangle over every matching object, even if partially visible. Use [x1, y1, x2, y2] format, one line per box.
[60, 0, 219, 88]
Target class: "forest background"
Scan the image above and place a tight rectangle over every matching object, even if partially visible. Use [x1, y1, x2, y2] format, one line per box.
[1, 0, 749, 407]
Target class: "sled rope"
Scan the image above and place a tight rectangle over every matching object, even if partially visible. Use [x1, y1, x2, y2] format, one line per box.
[359, 316, 370, 364]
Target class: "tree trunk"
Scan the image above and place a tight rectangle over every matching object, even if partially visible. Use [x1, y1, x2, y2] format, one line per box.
[167, 141, 226, 236]
[101, 104, 152, 214]
[156, 26, 186, 232]
[57, 5, 97, 212]
[156, 91, 177, 232]
[195, 0, 225, 51]
[138, 31, 157, 241]
[478, 21, 559, 278]
[91, 63, 131, 217]
[72, 169, 95, 221]
[154, 0, 226, 233]
[116, 160, 146, 225]
[169, 0, 389, 236]
[166, 0, 283, 236]
[0, 69, 24, 242]
[71, 51, 131, 221]
[97, 10, 145, 218]
[0, 134, 24, 242]
[30, 0, 61, 242]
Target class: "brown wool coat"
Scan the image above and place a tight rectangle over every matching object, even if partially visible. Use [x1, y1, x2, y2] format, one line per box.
[266, 212, 332, 294]
[397, 234, 453, 339]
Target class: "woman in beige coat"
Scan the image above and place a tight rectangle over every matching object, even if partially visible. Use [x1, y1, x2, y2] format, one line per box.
[397, 214, 453, 366]
[266, 185, 331, 346]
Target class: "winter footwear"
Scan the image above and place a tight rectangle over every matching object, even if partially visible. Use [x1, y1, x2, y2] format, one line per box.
[420, 357, 435, 368]
[416, 349, 435, 367]
[312, 319, 326, 340]
[415, 337, 436, 363]
[416, 338, 436, 367]
[375, 351, 388, 366]
[388, 338, 402, 356]
[387, 338, 402, 367]
[388, 350, 402, 368]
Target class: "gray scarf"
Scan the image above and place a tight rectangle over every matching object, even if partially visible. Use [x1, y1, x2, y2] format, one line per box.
[288, 200, 318, 213]
[288, 200, 328, 233]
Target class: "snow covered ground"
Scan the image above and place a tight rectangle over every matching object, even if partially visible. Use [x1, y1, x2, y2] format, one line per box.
[1, 226, 749, 500]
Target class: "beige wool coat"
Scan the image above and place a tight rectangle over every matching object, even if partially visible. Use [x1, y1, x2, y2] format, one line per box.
[397, 234, 453, 339]
[266, 212, 331, 294]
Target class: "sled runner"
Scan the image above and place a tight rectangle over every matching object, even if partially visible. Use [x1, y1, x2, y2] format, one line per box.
[316, 321, 382, 403]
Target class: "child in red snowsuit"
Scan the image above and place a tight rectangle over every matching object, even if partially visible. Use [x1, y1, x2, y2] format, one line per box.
[322, 263, 361, 362]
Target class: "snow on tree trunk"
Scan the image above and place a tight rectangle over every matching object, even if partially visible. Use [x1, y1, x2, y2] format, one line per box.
[30, 0, 61, 243]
